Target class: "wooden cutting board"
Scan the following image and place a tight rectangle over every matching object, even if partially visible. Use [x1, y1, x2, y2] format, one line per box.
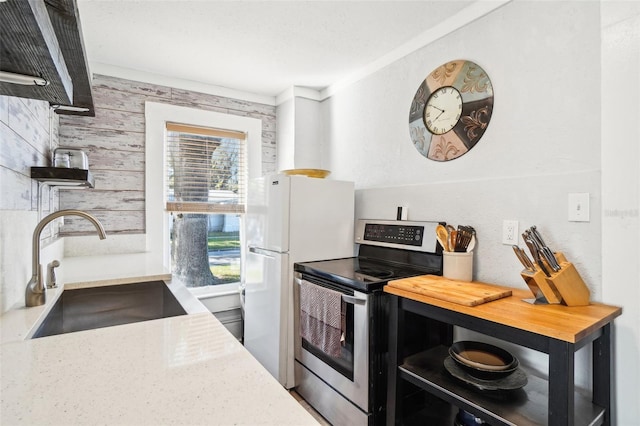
[387, 275, 512, 306]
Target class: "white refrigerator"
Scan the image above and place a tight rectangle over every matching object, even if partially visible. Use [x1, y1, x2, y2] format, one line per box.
[243, 174, 355, 389]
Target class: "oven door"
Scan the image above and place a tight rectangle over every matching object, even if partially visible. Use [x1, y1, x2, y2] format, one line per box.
[294, 272, 371, 412]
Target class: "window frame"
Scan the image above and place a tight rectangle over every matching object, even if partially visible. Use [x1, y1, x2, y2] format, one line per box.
[145, 102, 262, 294]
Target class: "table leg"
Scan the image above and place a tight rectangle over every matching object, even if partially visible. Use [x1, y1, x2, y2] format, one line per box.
[386, 295, 405, 425]
[548, 339, 575, 425]
[593, 323, 612, 425]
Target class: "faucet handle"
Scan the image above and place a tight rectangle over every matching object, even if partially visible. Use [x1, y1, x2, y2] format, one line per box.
[47, 260, 61, 289]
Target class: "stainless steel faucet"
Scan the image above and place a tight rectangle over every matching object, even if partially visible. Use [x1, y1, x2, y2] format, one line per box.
[25, 209, 107, 307]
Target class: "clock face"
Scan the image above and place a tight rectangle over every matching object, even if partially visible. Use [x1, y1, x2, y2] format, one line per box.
[424, 86, 462, 135]
[409, 60, 494, 162]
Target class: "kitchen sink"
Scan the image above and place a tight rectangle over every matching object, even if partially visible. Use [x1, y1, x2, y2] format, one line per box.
[31, 280, 187, 338]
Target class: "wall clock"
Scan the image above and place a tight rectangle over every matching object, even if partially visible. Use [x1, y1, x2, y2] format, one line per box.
[409, 60, 493, 161]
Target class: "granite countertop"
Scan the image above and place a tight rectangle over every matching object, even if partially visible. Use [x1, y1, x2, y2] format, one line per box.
[0, 253, 318, 425]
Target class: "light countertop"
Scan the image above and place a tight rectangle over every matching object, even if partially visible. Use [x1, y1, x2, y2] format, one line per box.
[1, 253, 318, 425]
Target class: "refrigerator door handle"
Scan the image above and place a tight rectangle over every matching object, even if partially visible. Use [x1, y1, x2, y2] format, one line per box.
[248, 246, 276, 258]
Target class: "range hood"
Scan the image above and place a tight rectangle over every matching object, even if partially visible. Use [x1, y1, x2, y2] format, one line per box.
[31, 167, 95, 188]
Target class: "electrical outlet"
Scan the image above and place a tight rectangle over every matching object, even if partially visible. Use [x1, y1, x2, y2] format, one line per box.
[502, 220, 519, 245]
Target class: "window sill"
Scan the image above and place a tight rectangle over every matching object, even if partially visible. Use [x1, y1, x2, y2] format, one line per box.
[189, 282, 241, 300]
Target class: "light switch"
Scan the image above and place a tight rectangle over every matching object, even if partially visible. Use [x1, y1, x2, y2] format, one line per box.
[568, 193, 590, 222]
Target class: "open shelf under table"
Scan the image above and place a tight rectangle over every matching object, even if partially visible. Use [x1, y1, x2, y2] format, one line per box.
[399, 345, 605, 426]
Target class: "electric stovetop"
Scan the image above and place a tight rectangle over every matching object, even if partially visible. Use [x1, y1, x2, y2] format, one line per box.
[295, 220, 444, 292]
[295, 246, 442, 292]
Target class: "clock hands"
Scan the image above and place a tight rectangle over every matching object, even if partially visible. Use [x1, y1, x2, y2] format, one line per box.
[427, 104, 446, 122]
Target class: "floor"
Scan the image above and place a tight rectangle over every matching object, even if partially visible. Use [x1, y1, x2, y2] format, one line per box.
[290, 390, 331, 425]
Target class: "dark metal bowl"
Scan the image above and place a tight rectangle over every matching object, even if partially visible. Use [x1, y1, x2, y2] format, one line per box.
[449, 341, 519, 380]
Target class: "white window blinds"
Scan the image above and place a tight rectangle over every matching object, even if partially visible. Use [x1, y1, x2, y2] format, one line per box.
[165, 122, 247, 213]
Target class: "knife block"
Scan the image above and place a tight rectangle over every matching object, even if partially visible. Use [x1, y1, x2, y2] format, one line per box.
[520, 252, 590, 306]
[520, 269, 563, 304]
[545, 256, 591, 306]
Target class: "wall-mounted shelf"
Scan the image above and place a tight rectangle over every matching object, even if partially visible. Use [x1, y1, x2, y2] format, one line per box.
[31, 167, 95, 188]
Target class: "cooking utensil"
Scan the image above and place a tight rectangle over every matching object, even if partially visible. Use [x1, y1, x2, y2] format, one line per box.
[436, 224, 450, 252]
[436, 224, 476, 252]
[449, 230, 457, 253]
[454, 225, 476, 252]
[466, 235, 476, 252]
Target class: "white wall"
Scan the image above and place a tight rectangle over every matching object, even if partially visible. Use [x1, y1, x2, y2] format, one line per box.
[601, 2, 640, 424]
[322, 0, 638, 422]
[276, 98, 295, 171]
[293, 97, 323, 169]
[276, 95, 324, 171]
[325, 1, 601, 291]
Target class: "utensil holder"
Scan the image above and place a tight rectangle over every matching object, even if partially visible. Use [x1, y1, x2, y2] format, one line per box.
[443, 251, 474, 282]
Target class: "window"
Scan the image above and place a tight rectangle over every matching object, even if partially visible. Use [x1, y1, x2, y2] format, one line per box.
[145, 102, 262, 294]
[166, 123, 246, 287]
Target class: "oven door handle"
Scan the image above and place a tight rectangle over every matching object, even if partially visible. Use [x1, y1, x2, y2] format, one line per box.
[295, 277, 366, 305]
[341, 294, 366, 305]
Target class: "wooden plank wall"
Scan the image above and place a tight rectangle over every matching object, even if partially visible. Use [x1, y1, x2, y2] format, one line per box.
[58, 74, 277, 235]
[0, 95, 60, 242]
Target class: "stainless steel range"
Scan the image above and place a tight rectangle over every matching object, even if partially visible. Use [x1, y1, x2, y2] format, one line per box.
[293, 219, 444, 425]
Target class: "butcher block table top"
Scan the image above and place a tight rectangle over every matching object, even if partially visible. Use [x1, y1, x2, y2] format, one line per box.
[384, 275, 622, 343]
[386, 275, 513, 306]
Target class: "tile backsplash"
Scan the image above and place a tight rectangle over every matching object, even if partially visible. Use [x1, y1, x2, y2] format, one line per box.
[0, 96, 61, 312]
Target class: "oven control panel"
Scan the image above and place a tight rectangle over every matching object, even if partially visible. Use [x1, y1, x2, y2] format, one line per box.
[355, 219, 440, 253]
[363, 223, 423, 246]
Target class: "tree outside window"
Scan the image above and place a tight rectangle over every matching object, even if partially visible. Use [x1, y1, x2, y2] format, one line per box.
[166, 123, 246, 287]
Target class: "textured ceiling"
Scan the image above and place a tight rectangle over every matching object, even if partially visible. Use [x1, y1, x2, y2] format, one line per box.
[78, 0, 476, 98]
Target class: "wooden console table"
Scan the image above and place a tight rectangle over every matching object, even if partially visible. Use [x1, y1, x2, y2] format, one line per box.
[384, 280, 622, 425]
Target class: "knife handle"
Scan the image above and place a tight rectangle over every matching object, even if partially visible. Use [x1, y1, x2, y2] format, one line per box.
[512, 245, 533, 272]
[517, 247, 534, 269]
